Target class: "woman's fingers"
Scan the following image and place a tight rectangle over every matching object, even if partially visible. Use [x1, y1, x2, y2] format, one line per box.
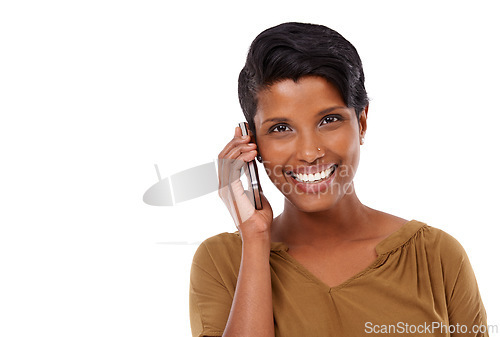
[218, 127, 251, 190]
[226, 150, 260, 225]
[220, 148, 256, 198]
[216, 125, 274, 237]
[218, 142, 257, 192]
[227, 142, 257, 156]
[228, 168, 255, 224]
[218, 127, 250, 160]
[217, 126, 261, 226]
[219, 147, 257, 203]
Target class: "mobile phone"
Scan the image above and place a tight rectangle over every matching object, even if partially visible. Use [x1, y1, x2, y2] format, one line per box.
[238, 122, 263, 210]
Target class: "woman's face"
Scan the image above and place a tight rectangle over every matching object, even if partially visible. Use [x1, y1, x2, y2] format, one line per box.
[254, 75, 367, 212]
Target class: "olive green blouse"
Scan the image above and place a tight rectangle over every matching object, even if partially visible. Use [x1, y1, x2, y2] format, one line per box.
[189, 220, 489, 336]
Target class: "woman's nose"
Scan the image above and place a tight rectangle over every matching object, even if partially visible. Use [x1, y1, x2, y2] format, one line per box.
[296, 135, 325, 163]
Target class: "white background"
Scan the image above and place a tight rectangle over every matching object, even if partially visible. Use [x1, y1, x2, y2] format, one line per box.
[1, 0, 499, 336]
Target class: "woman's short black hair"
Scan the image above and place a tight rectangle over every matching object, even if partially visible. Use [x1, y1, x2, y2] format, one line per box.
[238, 22, 369, 136]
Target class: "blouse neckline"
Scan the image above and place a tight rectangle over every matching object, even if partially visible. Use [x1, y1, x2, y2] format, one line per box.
[232, 219, 428, 291]
[270, 219, 426, 253]
[234, 219, 428, 256]
[269, 219, 428, 291]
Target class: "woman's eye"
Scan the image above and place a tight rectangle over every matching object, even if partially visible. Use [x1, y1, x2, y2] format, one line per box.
[321, 115, 340, 125]
[270, 124, 291, 133]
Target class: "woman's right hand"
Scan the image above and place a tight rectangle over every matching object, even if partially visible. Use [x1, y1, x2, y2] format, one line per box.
[217, 124, 273, 242]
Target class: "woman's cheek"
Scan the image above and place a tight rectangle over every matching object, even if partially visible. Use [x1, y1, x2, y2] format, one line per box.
[262, 161, 283, 183]
[260, 139, 293, 180]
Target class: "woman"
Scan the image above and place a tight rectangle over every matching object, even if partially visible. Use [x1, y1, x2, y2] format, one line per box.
[189, 22, 489, 337]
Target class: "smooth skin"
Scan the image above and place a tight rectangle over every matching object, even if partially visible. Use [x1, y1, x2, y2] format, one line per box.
[255, 75, 408, 288]
[217, 75, 408, 337]
[218, 126, 274, 337]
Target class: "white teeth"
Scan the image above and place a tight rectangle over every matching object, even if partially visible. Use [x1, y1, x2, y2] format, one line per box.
[292, 166, 336, 183]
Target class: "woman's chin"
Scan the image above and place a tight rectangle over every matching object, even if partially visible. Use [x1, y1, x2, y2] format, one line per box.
[285, 193, 339, 213]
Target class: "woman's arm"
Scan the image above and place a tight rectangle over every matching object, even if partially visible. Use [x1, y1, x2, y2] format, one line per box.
[222, 234, 274, 337]
[446, 253, 489, 337]
[216, 125, 276, 337]
[439, 231, 489, 337]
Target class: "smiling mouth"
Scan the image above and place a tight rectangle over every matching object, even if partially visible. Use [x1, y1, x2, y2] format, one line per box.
[287, 164, 338, 183]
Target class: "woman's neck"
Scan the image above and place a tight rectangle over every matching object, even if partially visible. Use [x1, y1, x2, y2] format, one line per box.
[271, 190, 377, 248]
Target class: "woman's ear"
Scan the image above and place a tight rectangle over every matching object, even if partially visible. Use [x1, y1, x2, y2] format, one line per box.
[359, 104, 368, 137]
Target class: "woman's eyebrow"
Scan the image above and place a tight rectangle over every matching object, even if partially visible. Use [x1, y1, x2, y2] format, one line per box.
[262, 106, 347, 124]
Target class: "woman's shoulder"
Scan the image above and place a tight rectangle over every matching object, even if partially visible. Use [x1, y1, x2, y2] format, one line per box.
[421, 223, 471, 262]
[379, 219, 475, 287]
[196, 231, 242, 254]
[400, 220, 472, 270]
[418, 222, 467, 252]
[191, 231, 242, 275]
[378, 217, 470, 265]
[417, 222, 484, 302]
